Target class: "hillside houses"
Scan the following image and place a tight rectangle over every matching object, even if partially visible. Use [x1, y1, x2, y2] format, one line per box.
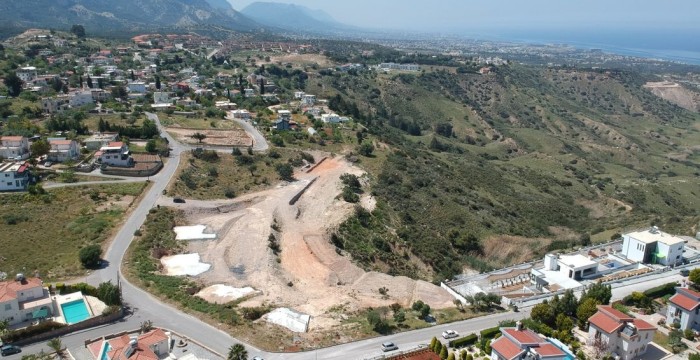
[0, 136, 30, 160]
[48, 138, 79, 162]
[0, 161, 30, 191]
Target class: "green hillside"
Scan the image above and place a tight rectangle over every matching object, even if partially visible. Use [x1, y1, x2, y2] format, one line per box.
[305, 64, 700, 280]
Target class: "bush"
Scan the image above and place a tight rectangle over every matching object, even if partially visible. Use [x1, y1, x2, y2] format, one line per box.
[79, 244, 102, 268]
[643, 282, 677, 299]
[449, 333, 478, 348]
[480, 326, 500, 340]
[684, 328, 694, 340]
[0, 321, 66, 343]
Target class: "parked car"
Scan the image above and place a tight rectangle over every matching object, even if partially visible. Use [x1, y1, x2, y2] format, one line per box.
[252, 357, 264, 360]
[442, 330, 459, 339]
[173, 197, 186, 203]
[681, 269, 690, 276]
[381, 342, 398, 352]
[1, 345, 21, 356]
[44, 161, 53, 167]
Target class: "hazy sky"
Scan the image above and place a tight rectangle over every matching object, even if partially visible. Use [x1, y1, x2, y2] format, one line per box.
[230, 0, 700, 32]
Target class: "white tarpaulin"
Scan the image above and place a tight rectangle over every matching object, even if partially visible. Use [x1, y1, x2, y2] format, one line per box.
[174, 225, 217, 241]
[264, 308, 311, 333]
[160, 254, 211, 276]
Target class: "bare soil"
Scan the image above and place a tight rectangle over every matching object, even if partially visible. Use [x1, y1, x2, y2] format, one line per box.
[166, 156, 454, 332]
[166, 127, 252, 147]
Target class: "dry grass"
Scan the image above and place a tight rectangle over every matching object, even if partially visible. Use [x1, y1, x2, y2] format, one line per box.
[482, 235, 552, 267]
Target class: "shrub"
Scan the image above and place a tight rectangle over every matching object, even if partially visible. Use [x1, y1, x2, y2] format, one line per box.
[449, 333, 478, 348]
[684, 328, 694, 340]
[1, 321, 66, 343]
[480, 326, 500, 340]
[79, 244, 102, 268]
[643, 282, 677, 299]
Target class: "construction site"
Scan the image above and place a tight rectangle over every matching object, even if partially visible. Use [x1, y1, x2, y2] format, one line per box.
[157, 156, 455, 334]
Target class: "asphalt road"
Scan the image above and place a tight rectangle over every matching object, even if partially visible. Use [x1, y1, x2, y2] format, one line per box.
[3, 113, 689, 360]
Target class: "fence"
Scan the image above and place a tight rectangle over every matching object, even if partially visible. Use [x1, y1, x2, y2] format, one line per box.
[10, 308, 125, 346]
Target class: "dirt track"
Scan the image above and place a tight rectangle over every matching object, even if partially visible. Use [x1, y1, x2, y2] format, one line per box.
[172, 156, 455, 331]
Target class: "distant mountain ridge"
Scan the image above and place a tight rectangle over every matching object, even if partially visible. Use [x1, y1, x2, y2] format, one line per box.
[240, 1, 356, 34]
[0, 0, 260, 35]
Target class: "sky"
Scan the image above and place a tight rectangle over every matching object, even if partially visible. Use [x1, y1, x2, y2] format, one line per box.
[230, 0, 700, 33]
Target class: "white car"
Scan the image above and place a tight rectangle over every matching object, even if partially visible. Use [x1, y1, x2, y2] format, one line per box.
[442, 330, 459, 339]
[381, 342, 398, 352]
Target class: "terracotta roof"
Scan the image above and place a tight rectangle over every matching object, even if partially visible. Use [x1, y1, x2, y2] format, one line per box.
[589, 312, 624, 334]
[669, 293, 700, 312]
[533, 343, 566, 357]
[1, 136, 24, 141]
[138, 329, 168, 347]
[106, 329, 168, 360]
[503, 328, 543, 345]
[50, 140, 74, 145]
[491, 336, 525, 360]
[632, 319, 657, 331]
[107, 142, 124, 148]
[679, 287, 700, 298]
[598, 305, 634, 322]
[0, 278, 44, 302]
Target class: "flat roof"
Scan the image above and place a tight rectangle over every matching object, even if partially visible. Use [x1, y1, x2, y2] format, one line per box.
[627, 228, 685, 245]
[558, 254, 597, 269]
[537, 269, 583, 289]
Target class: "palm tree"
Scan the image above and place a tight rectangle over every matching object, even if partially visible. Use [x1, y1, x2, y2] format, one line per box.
[227, 343, 248, 360]
[47, 337, 64, 359]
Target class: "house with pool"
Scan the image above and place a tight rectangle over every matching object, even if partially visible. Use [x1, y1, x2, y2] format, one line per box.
[0, 275, 100, 327]
[86, 329, 171, 360]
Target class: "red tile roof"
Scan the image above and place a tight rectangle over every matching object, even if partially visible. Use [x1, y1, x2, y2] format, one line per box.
[138, 329, 168, 347]
[491, 336, 525, 360]
[598, 305, 633, 322]
[106, 329, 168, 360]
[534, 343, 566, 357]
[0, 278, 44, 302]
[589, 312, 624, 334]
[1, 136, 24, 141]
[50, 140, 74, 145]
[503, 328, 543, 345]
[669, 293, 700, 311]
[632, 319, 657, 331]
[107, 142, 124, 148]
[679, 287, 700, 298]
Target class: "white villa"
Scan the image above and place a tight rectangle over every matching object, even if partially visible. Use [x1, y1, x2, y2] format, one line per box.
[48, 139, 79, 162]
[98, 142, 133, 167]
[0, 136, 30, 160]
[491, 322, 570, 360]
[666, 287, 700, 331]
[0, 275, 53, 326]
[588, 305, 656, 360]
[0, 161, 30, 191]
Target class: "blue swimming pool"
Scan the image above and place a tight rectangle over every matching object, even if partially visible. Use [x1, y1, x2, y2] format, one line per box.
[61, 299, 90, 324]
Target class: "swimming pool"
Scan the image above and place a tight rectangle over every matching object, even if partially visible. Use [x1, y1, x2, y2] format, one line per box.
[61, 299, 90, 324]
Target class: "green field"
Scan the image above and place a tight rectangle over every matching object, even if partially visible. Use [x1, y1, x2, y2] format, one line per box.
[0, 182, 147, 280]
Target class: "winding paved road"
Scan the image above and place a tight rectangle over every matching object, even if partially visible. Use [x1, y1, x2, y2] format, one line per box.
[5, 113, 689, 360]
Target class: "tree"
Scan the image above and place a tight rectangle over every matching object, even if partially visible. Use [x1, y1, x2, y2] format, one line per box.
[51, 77, 63, 93]
[576, 298, 600, 330]
[393, 309, 406, 324]
[430, 337, 439, 352]
[358, 140, 374, 156]
[447, 353, 455, 360]
[558, 289, 579, 316]
[531, 302, 556, 327]
[275, 163, 294, 181]
[419, 303, 431, 319]
[79, 244, 102, 268]
[31, 139, 50, 157]
[146, 139, 158, 153]
[130, 70, 135, 82]
[581, 282, 612, 305]
[4, 72, 23, 97]
[227, 343, 248, 360]
[155, 75, 161, 90]
[434, 341, 443, 355]
[259, 78, 265, 95]
[591, 336, 610, 359]
[689, 268, 700, 285]
[47, 338, 64, 358]
[140, 320, 153, 333]
[439, 346, 448, 360]
[97, 78, 104, 89]
[70, 24, 86, 38]
[87, 75, 93, 89]
[191, 132, 207, 143]
[97, 281, 121, 305]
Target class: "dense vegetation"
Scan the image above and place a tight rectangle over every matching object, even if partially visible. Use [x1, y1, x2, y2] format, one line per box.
[307, 62, 700, 280]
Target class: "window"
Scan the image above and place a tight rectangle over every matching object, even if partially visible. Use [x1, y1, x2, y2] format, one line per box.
[5, 304, 11, 310]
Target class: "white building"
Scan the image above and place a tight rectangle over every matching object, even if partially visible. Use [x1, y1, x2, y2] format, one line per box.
[588, 305, 656, 360]
[87, 328, 171, 360]
[621, 227, 685, 266]
[70, 91, 95, 108]
[48, 139, 79, 162]
[277, 109, 292, 119]
[153, 91, 171, 105]
[214, 101, 237, 110]
[99, 142, 133, 167]
[377, 63, 420, 71]
[0, 161, 30, 191]
[0, 136, 30, 160]
[244, 88, 255, 98]
[0, 275, 53, 325]
[666, 287, 700, 331]
[491, 322, 570, 360]
[127, 81, 146, 94]
[321, 113, 342, 123]
[16, 66, 38, 82]
[302, 94, 316, 106]
[85, 133, 119, 151]
[231, 109, 251, 120]
[294, 91, 305, 99]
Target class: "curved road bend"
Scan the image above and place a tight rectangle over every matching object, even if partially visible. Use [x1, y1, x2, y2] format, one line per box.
[7, 113, 686, 359]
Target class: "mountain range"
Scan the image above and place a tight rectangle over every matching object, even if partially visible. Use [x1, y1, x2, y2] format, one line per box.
[240, 1, 357, 34]
[0, 0, 260, 36]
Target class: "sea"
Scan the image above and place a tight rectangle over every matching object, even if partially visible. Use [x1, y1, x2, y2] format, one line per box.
[466, 28, 700, 65]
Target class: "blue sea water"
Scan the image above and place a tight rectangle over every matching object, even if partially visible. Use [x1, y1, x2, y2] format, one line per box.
[469, 28, 700, 65]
